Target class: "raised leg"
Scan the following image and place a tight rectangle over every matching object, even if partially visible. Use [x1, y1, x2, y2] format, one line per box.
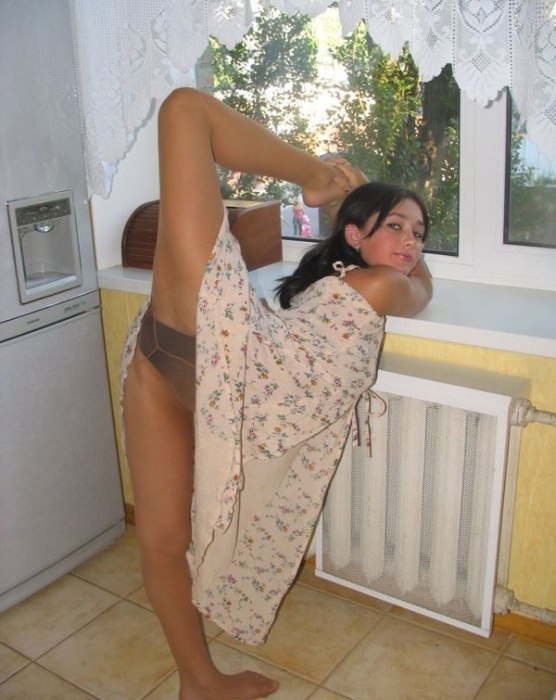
[151, 87, 350, 334]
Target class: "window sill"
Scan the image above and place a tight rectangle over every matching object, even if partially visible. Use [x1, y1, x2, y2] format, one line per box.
[97, 263, 556, 359]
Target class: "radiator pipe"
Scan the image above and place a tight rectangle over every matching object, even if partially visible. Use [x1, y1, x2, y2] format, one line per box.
[510, 399, 556, 427]
[495, 585, 556, 625]
[497, 402, 555, 626]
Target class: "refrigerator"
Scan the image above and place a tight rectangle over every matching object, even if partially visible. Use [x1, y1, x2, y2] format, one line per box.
[0, 0, 125, 611]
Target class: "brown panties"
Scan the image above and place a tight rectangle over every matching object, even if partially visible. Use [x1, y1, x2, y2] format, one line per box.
[137, 305, 196, 411]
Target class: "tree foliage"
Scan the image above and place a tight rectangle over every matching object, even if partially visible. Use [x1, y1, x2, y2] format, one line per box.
[206, 7, 556, 251]
[507, 113, 556, 247]
[209, 10, 462, 251]
[326, 23, 460, 252]
[210, 8, 319, 203]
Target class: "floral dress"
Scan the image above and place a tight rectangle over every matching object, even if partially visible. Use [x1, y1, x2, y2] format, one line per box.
[122, 212, 384, 644]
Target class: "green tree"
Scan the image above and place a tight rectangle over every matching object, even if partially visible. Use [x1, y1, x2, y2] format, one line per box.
[206, 9, 462, 251]
[327, 23, 460, 252]
[209, 8, 319, 203]
[507, 110, 556, 247]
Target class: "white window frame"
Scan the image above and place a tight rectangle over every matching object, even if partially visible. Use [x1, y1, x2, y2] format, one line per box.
[283, 91, 556, 292]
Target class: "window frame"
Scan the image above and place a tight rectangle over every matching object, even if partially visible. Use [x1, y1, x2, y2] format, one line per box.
[283, 91, 556, 292]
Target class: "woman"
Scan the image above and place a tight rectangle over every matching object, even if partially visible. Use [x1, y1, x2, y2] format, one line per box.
[122, 87, 432, 700]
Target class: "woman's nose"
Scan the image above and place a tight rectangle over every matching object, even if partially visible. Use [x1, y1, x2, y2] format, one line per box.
[402, 228, 416, 245]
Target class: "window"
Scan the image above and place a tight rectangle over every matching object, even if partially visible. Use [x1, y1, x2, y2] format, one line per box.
[199, 6, 556, 291]
[427, 93, 556, 290]
[506, 99, 556, 249]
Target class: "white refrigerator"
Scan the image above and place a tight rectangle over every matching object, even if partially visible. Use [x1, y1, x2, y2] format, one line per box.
[0, 0, 125, 611]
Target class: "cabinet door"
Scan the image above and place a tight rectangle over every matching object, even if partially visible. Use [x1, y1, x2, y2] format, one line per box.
[0, 309, 123, 598]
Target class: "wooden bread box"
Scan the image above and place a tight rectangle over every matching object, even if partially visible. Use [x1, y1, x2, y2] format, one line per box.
[122, 199, 282, 271]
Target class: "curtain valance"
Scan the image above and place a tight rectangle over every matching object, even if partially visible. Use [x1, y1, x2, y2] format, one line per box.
[71, 0, 556, 198]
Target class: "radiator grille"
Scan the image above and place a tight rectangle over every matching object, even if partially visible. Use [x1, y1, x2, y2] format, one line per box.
[319, 392, 507, 635]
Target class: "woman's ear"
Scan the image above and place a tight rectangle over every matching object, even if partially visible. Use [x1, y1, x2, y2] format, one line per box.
[344, 223, 363, 251]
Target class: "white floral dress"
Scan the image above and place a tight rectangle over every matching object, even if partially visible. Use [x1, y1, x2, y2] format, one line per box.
[122, 212, 384, 644]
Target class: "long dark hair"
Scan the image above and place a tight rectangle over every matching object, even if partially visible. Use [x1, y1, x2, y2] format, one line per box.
[275, 182, 429, 309]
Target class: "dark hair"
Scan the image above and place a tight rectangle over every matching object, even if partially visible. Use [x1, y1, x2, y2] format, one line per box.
[275, 182, 429, 309]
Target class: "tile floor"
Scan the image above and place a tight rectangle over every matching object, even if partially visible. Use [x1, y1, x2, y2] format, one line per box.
[1, 526, 555, 700]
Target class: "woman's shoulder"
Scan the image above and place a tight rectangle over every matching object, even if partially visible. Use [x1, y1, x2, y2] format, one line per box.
[342, 265, 431, 317]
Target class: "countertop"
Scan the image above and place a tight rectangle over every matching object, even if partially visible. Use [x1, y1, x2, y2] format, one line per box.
[97, 263, 556, 359]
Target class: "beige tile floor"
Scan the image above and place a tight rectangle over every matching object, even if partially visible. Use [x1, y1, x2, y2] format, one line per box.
[1, 526, 555, 700]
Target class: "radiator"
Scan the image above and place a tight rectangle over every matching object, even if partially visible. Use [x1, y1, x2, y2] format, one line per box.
[316, 353, 529, 637]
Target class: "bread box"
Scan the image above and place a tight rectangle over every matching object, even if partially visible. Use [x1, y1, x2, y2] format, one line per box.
[122, 199, 282, 271]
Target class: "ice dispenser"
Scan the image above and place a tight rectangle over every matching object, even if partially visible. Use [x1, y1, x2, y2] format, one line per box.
[7, 190, 83, 303]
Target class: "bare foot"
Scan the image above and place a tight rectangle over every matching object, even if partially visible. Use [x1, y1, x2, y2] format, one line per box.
[301, 160, 352, 209]
[180, 669, 279, 699]
[315, 157, 370, 222]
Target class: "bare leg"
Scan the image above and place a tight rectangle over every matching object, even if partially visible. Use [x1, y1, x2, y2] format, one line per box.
[123, 352, 278, 699]
[152, 87, 350, 334]
[123, 88, 348, 698]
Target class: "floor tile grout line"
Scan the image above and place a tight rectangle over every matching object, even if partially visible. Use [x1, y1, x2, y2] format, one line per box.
[313, 608, 387, 691]
[0, 587, 122, 666]
[307, 608, 515, 700]
[205, 588, 388, 686]
[382, 608, 515, 655]
[295, 578, 514, 655]
[501, 648, 556, 675]
[31, 595, 123, 664]
[294, 579, 393, 615]
[498, 627, 556, 672]
[0, 658, 105, 700]
[137, 665, 178, 700]
[69, 570, 144, 600]
[383, 610, 556, 675]
[308, 685, 354, 700]
[497, 627, 514, 655]
[300, 576, 556, 657]
[0, 653, 33, 687]
[32, 592, 174, 670]
[471, 653, 520, 700]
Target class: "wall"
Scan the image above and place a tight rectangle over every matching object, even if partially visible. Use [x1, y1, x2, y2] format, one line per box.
[90, 117, 159, 270]
[100, 289, 147, 507]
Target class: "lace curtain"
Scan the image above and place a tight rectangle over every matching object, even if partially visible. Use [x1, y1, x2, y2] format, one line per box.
[71, 0, 556, 198]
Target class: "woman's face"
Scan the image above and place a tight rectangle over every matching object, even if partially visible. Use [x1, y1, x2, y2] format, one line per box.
[358, 198, 426, 275]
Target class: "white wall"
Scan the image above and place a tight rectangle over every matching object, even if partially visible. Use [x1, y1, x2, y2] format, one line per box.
[90, 116, 159, 270]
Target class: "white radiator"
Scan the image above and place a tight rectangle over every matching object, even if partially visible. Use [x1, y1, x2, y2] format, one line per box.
[316, 353, 529, 637]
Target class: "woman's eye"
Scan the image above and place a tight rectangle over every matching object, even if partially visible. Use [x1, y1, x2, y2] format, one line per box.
[414, 231, 424, 240]
[388, 222, 401, 230]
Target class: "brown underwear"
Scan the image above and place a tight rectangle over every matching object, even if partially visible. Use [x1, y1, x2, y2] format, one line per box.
[137, 304, 196, 411]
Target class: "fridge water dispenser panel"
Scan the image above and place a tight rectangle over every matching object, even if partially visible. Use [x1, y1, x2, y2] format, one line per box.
[8, 191, 83, 303]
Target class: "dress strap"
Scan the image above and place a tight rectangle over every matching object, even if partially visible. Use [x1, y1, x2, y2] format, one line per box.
[355, 389, 387, 453]
[332, 260, 360, 279]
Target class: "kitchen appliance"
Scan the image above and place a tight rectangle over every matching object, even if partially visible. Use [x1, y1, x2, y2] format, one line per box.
[0, 0, 125, 611]
[7, 190, 83, 304]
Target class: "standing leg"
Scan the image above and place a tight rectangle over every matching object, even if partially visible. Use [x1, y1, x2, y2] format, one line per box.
[123, 351, 279, 699]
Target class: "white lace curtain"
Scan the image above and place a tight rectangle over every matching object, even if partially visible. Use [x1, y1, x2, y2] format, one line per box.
[70, 0, 556, 198]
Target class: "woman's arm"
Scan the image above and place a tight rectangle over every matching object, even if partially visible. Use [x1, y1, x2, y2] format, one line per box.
[407, 256, 433, 311]
[345, 258, 432, 318]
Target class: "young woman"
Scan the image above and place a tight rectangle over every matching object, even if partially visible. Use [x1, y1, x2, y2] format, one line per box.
[121, 87, 432, 700]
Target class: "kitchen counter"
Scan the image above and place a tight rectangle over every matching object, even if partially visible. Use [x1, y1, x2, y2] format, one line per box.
[97, 263, 556, 359]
